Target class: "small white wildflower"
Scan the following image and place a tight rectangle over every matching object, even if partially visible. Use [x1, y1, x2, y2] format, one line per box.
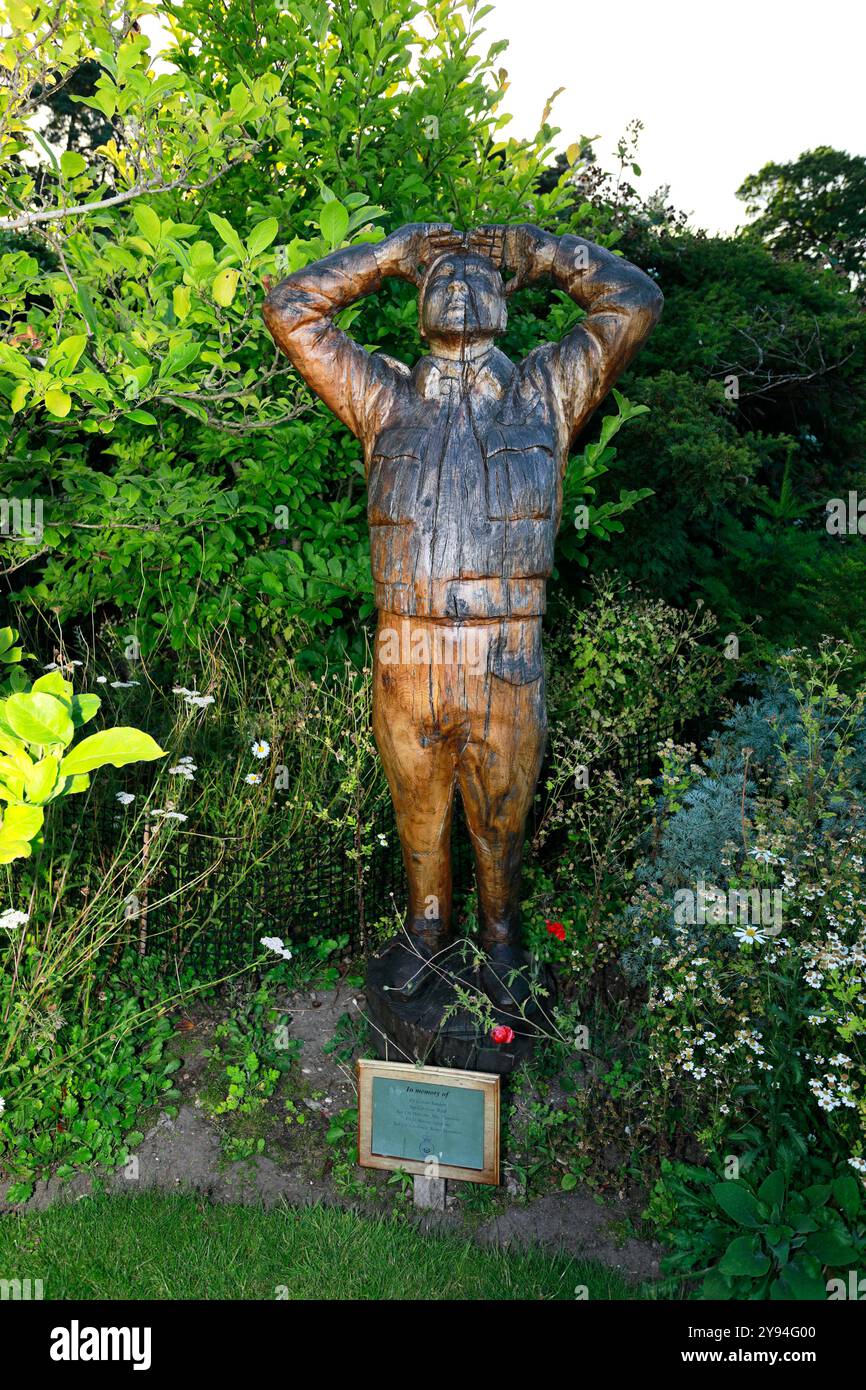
[245, 773, 262, 785]
[735, 924, 767, 945]
[0, 908, 29, 932]
[96, 675, 107, 684]
[261, 936, 292, 961]
[251, 740, 271, 760]
[848, 1157, 866, 1175]
[116, 791, 135, 806]
[185, 694, 215, 708]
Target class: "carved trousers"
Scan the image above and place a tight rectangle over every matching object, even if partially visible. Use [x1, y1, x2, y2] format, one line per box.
[372, 612, 547, 944]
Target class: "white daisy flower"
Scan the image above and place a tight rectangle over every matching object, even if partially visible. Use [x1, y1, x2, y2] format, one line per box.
[735, 924, 767, 945]
[251, 740, 270, 759]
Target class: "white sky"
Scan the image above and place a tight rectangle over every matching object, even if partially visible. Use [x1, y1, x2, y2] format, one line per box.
[484, 0, 866, 233]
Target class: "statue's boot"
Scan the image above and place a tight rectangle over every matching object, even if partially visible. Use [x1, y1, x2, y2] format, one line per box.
[382, 924, 447, 1001]
[479, 939, 534, 1011]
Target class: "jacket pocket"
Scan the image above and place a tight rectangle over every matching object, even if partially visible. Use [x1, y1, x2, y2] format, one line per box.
[486, 620, 544, 686]
[367, 426, 429, 526]
[484, 425, 557, 521]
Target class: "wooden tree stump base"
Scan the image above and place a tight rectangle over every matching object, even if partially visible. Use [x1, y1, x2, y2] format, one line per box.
[365, 939, 555, 1076]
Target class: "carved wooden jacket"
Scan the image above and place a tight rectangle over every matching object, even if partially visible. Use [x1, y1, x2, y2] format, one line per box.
[264, 233, 663, 622]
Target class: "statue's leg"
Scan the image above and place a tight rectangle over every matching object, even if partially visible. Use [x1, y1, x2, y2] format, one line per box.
[371, 614, 459, 996]
[457, 618, 547, 1008]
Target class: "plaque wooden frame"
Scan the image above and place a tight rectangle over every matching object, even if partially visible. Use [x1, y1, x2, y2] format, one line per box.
[357, 1058, 500, 1185]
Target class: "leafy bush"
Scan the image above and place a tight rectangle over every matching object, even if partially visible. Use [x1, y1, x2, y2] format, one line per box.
[650, 1161, 866, 1300]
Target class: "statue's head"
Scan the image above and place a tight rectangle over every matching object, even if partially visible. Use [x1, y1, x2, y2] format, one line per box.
[418, 251, 507, 344]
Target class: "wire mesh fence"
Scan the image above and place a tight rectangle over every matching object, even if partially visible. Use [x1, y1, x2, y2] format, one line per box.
[13, 715, 687, 977]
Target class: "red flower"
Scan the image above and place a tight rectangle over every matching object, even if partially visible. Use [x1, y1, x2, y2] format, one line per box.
[545, 920, 566, 941]
[491, 1025, 515, 1045]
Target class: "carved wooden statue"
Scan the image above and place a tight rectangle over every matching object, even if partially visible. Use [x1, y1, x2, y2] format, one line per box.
[264, 223, 662, 1012]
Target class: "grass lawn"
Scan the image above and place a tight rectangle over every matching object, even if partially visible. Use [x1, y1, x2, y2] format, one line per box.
[0, 1193, 645, 1300]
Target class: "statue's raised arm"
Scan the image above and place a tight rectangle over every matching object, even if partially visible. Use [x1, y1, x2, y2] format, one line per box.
[469, 222, 664, 455]
[263, 223, 463, 444]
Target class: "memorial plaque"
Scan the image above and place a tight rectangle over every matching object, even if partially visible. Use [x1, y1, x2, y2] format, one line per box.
[357, 1059, 499, 1184]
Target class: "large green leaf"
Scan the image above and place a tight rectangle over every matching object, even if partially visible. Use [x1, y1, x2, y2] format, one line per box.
[71, 693, 101, 726]
[23, 755, 60, 803]
[4, 692, 75, 747]
[247, 217, 279, 257]
[718, 1236, 771, 1278]
[712, 1181, 762, 1228]
[59, 727, 166, 775]
[31, 670, 74, 703]
[773, 1254, 828, 1300]
[805, 1230, 859, 1267]
[208, 212, 245, 258]
[0, 802, 44, 846]
[319, 200, 349, 248]
[757, 1171, 785, 1212]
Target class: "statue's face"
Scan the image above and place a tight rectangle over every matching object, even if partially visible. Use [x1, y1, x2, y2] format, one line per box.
[420, 253, 506, 341]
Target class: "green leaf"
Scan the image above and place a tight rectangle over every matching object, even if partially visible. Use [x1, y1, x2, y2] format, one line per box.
[44, 387, 72, 418]
[712, 1181, 762, 1228]
[60, 150, 87, 178]
[758, 1171, 785, 1212]
[832, 1175, 861, 1220]
[70, 693, 101, 726]
[212, 267, 240, 307]
[22, 755, 59, 803]
[125, 409, 157, 425]
[76, 283, 98, 335]
[59, 727, 166, 776]
[718, 1235, 771, 1277]
[159, 342, 200, 379]
[208, 212, 245, 258]
[775, 1254, 829, 1300]
[173, 285, 191, 321]
[805, 1230, 859, 1267]
[132, 203, 162, 247]
[31, 670, 73, 702]
[0, 802, 44, 850]
[247, 217, 279, 257]
[4, 1180, 34, 1204]
[319, 200, 349, 248]
[4, 692, 75, 747]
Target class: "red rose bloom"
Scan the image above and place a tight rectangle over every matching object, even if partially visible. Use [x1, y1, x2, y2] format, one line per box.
[545, 920, 566, 941]
[491, 1025, 515, 1044]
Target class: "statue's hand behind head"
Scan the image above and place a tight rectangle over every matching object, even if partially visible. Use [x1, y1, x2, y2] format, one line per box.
[375, 223, 466, 286]
[469, 223, 552, 295]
